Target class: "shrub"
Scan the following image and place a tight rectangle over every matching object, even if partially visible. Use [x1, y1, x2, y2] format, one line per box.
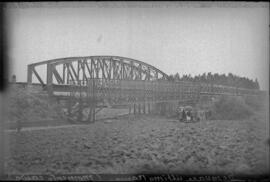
[210, 95, 254, 120]
[7, 86, 62, 123]
[244, 95, 265, 111]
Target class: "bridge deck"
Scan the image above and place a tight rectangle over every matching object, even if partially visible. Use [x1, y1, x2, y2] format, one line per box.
[41, 78, 259, 109]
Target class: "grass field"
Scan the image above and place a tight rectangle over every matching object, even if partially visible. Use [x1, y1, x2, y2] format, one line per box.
[5, 110, 269, 175]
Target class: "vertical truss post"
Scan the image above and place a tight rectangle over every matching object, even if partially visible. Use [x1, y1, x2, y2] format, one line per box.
[109, 58, 112, 79]
[143, 81, 146, 114]
[81, 61, 86, 84]
[95, 60, 99, 79]
[27, 64, 33, 84]
[91, 59, 94, 78]
[47, 63, 53, 97]
[138, 64, 142, 80]
[113, 60, 116, 79]
[63, 64, 66, 84]
[121, 61, 124, 79]
[66, 64, 70, 84]
[77, 60, 81, 82]
[130, 61, 134, 80]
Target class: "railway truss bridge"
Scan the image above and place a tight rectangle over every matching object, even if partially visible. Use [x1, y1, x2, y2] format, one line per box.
[27, 56, 260, 122]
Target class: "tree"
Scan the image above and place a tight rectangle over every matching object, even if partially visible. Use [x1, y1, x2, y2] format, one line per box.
[174, 73, 180, 81]
[254, 78, 260, 90]
[174, 72, 259, 89]
[168, 74, 174, 81]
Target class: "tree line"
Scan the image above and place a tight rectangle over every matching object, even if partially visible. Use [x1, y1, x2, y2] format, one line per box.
[168, 72, 260, 90]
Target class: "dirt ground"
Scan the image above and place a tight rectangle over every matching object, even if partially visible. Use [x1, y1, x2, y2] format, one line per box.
[5, 110, 269, 175]
[6, 108, 129, 130]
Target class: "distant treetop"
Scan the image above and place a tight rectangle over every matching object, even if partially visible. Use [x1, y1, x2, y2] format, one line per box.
[168, 72, 260, 90]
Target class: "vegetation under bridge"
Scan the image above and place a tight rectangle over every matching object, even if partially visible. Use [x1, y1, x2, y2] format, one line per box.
[27, 56, 260, 122]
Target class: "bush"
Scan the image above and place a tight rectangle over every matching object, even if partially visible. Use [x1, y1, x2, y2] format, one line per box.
[210, 95, 254, 120]
[244, 95, 265, 111]
[7, 86, 62, 123]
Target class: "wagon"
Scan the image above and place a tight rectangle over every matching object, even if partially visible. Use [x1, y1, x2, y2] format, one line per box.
[178, 105, 200, 123]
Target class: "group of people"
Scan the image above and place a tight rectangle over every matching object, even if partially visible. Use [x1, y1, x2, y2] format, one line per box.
[178, 106, 194, 122]
[177, 106, 212, 122]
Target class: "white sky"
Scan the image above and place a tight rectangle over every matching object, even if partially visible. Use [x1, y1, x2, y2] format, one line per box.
[5, 2, 269, 90]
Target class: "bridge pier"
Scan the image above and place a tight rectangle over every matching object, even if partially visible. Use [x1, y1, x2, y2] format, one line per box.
[87, 106, 95, 122]
[161, 102, 166, 115]
[133, 103, 137, 115]
[129, 105, 131, 114]
[77, 100, 83, 122]
[153, 102, 172, 116]
[148, 103, 151, 114]
[67, 95, 72, 122]
[143, 103, 146, 114]
[155, 103, 161, 115]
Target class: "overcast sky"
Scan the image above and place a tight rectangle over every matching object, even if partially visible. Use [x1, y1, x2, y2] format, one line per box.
[5, 2, 269, 90]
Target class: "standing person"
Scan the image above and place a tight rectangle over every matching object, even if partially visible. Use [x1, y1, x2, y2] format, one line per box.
[186, 110, 191, 122]
[208, 110, 212, 119]
[182, 109, 186, 122]
[198, 110, 205, 121]
[178, 106, 183, 121]
[191, 109, 196, 121]
[11, 75, 16, 83]
[205, 110, 212, 120]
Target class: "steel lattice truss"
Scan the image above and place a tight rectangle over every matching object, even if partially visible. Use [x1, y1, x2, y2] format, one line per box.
[26, 56, 260, 122]
[27, 56, 259, 104]
[27, 56, 169, 87]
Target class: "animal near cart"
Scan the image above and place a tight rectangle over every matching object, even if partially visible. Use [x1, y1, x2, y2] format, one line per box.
[178, 105, 200, 123]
